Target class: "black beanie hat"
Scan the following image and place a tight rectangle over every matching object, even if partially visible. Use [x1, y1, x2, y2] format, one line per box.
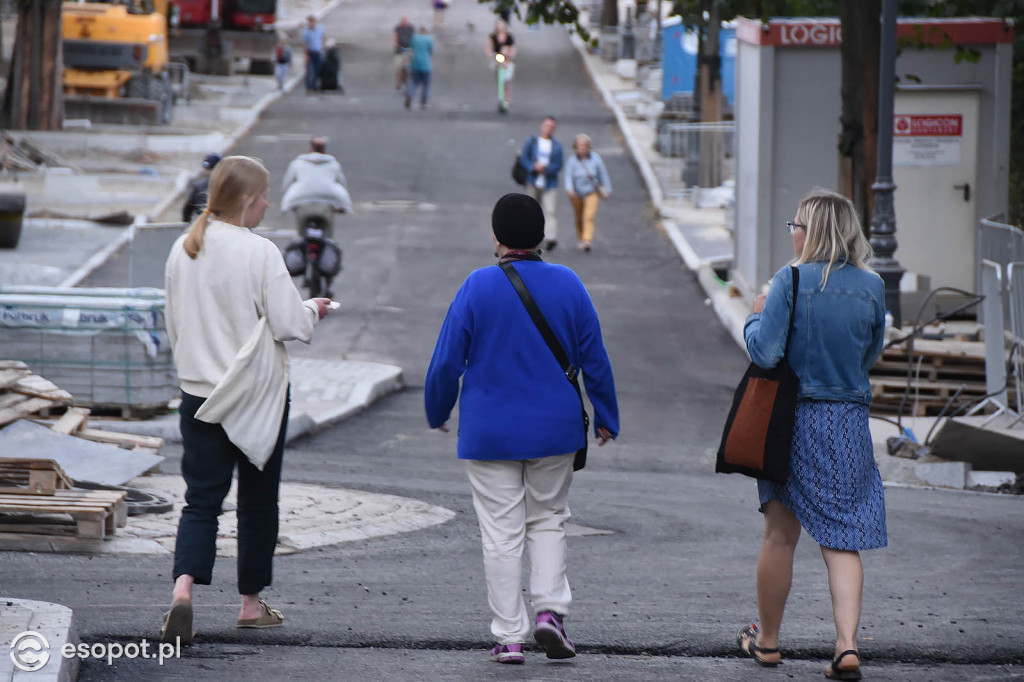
[492, 193, 545, 249]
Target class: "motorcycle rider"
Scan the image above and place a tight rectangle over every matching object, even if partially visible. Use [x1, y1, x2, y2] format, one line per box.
[182, 153, 222, 223]
[281, 136, 352, 224]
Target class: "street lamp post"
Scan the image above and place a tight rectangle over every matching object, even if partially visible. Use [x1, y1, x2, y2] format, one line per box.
[868, 0, 905, 325]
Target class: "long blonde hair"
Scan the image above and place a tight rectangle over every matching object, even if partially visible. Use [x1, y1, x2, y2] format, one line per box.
[183, 156, 269, 259]
[794, 188, 874, 289]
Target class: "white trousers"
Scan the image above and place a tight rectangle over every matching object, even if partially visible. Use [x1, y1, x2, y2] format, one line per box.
[465, 453, 574, 645]
[525, 184, 559, 242]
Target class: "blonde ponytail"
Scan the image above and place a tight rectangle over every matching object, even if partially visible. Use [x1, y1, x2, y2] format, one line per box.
[179, 156, 268, 260]
[183, 210, 210, 260]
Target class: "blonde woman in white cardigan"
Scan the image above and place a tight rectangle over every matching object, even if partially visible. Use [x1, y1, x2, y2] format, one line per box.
[161, 156, 331, 644]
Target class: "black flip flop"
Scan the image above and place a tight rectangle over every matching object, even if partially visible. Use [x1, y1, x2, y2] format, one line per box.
[825, 650, 862, 680]
[736, 623, 781, 667]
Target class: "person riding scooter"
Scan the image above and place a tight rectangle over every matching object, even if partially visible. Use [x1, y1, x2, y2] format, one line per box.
[281, 136, 351, 220]
[182, 153, 222, 223]
[281, 137, 350, 298]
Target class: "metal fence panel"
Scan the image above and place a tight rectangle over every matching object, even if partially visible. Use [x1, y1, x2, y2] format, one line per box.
[656, 122, 735, 187]
[980, 260, 1008, 402]
[977, 215, 1024, 327]
[1010, 263, 1024, 341]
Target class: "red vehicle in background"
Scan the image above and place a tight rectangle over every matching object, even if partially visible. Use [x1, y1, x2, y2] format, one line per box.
[169, 0, 278, 74]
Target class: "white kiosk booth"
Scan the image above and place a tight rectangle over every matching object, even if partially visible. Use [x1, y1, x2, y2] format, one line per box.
[732, 17, 1013, 298]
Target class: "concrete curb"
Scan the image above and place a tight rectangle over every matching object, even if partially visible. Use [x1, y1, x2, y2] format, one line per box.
[569, 35, 749, 352]
[0, 598, 78, 682]
[286, 365, 404, 443]
[570, 34, 664, 210]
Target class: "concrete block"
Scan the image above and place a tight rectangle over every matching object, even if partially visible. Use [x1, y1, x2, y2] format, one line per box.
[967, 470, 1017, 488]
[915, 461, 971, 489]
[0, 598, 78, 682]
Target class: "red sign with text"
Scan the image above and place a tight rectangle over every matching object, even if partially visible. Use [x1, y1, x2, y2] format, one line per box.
[893, 115, 962, 137]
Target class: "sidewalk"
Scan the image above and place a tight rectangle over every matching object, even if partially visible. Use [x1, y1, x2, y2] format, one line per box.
[570, 33, 1024, 492]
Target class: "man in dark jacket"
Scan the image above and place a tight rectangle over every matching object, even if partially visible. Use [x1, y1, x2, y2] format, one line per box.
[182, 154, 222, 223]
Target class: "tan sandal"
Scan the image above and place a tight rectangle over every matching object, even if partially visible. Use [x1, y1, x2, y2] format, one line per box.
[160, 599, 194, 645]
[236, 599, 284, 629]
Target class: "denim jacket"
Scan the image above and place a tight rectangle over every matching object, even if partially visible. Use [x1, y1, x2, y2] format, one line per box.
[744, 261, 886, 404]
[518, 136, 564, 190]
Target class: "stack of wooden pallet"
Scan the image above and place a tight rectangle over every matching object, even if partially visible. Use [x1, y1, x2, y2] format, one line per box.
[0, 458, 128, 548]
[0, 131, 74, 172]
[0, 361, 73, 426]
[870, 338, 1018, 416]
[0, 361, 165, 550]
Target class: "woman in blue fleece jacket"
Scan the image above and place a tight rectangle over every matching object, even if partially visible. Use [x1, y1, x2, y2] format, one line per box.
[425, 193, 619, 665]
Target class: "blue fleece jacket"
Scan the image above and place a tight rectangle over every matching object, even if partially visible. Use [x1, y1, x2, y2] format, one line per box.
[425, 260, 619, 460]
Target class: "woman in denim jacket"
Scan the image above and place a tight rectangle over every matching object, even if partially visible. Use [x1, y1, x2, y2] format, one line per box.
[736, 189, 886, 681]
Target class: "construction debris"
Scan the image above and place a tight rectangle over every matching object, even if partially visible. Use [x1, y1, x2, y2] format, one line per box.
[870, 338, 1019, 417]
[0, 420, 163, 486]
[0, 363, 167, 549]
[0, 361, 73, 427]
[0, 132, 75, 173]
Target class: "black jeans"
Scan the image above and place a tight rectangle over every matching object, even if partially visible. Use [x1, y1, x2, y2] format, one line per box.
[173, 390, 289, 595]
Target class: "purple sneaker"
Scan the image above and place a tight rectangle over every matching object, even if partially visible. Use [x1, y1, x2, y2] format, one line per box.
[534, 610, 576, 659]
[489, 643, 525, 664]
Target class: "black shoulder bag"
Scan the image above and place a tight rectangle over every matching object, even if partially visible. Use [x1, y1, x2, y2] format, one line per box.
[499, 261, 590, 471]
[715, 266, 801, 485]
[511, 136, 533, 186]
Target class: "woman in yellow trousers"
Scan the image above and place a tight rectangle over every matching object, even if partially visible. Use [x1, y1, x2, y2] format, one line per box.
[564, 134, 612, 252]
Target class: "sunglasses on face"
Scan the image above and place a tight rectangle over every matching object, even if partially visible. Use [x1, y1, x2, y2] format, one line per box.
[785, 221, 806, 235]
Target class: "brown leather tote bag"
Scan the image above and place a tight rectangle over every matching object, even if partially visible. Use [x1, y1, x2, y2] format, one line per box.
[715, 266, 800, 485]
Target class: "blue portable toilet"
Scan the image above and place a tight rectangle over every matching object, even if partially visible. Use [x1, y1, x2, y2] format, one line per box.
[661, 18, 736, 106]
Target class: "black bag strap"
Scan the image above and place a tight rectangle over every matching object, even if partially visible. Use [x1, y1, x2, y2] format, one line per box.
[784, 265, 800, 355]
[498, 261, 592, 472]
[499, 261, 579, 384]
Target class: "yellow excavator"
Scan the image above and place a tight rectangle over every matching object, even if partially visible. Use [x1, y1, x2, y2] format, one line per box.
[62, 0, 184, 125]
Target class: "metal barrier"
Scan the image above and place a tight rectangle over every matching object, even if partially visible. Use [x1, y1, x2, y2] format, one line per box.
[1008, 262, 1024, 423]
[657, 122, 735, 188]
[977, 214, 1024, 327]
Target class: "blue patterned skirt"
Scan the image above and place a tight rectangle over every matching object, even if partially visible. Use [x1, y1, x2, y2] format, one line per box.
[758, 400, 887, 551]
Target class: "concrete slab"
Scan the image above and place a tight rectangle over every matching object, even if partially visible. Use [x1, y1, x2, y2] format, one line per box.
[0, 598, 78, 682]
[86, 357, 404, 445]
[0, 421, 163, 486]
[915, 461, 971, 489]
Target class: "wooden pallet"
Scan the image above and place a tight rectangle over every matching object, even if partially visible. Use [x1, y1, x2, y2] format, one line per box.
[0, 362, 74, 427]
[0, 489, 127, 540]
[869, 337, 1020, 416]
[0, 458, 74, 495]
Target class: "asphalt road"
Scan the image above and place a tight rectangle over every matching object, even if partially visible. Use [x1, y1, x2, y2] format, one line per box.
[5, 0, 1024, 679]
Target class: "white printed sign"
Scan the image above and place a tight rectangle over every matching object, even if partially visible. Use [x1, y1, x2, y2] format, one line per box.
[893, 114, 962, 167]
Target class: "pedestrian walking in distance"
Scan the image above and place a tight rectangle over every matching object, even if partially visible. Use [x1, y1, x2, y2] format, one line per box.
[425, 193, 619, 665]
[273, 34, 292, 91]
[737, 189, 886, 681]
[162, 156, 332, 645]
[393, 15, 414, 90]
[564, 134, 611, 252]
[302, 14, 324, 92]
[406, 26, 434, 109]
[518, 116, 564, 251]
